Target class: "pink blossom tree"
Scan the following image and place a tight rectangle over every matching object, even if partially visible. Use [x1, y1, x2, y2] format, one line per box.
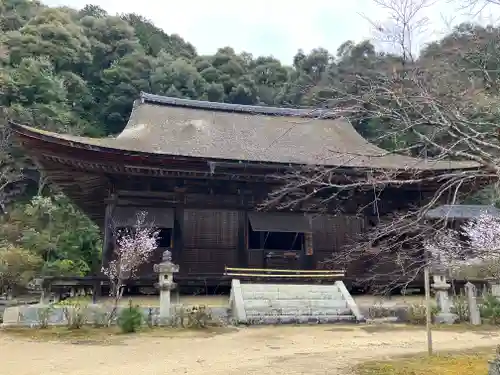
[102, 211, 159, 323]
[424, 213, 500, 280]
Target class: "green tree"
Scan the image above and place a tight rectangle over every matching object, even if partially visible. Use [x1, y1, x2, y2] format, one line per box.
[120, 13, 196, 59]
[5, 8, 92, 72]
[150, 55, 207, 99]
[99, 51, 153, 133]
[0, 245, 43, 296]
[0, 0, 43, 32]
[0, 194, 101, 277]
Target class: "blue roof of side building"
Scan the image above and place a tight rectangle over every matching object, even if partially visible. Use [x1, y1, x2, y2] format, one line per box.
[425, 204, 500, 219]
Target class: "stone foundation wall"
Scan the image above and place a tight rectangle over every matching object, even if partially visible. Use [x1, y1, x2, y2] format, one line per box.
[2, 304, 229, 327]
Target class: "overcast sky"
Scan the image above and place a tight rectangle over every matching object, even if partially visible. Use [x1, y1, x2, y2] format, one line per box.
[43, 0, 500, 64]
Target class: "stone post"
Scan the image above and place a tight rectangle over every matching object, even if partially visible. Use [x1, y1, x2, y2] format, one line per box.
[39, 289, 46, 305]
[39, 288, 51, 305]
[487, 278, 500, 299]
[489, 345, 500, 375]
[465, 282, 481, 325]
[431, 271, 457, 324]
[483, 284, 489, 299]
[153, 250, 179, 322]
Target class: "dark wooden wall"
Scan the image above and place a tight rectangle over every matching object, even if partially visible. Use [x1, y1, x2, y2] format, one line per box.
[102, 176, 437, 281]
[105, 202, 368, 275]
[310, 214, 366, 269]
[180, 209, 240, 275]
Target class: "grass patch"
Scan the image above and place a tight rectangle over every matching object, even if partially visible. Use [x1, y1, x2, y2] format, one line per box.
[138, 325, 237, 338]
[0, 326, 124, 344]
[0, 325, 237, 344]
[360, 323, 500, 334]
[326, 326, 357, 332]
[355, 347, 496, 375]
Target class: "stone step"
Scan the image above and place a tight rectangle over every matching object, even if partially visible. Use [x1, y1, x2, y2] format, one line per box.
[243, 300, 349, 309]
[242, 292, 345, 300]
[245, 309, 352, 316]
[245, 315, 357, 324]
[245, 306, 353, 317]
[230, 280, 363, 325]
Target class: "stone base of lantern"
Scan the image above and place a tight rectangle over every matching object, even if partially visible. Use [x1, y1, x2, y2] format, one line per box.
[159, 288, 172, 320]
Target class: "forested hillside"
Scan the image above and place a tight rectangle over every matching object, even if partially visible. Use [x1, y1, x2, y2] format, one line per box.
[0, 0, 498, 288]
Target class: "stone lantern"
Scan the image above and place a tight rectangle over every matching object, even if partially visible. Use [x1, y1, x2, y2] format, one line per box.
[431, 267, 457, 324]
[153, 250, 179, 320]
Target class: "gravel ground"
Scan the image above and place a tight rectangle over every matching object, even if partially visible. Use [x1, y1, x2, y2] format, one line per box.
[1, 325, 499, 375]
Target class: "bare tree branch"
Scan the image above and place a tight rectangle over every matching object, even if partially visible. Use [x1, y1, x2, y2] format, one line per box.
[262, 0, 500, 294]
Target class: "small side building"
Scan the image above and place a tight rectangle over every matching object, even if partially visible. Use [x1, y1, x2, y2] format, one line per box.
[425, 204, 500, 291]
[9, 93, 485, 289]
[425, 204, 500, 222]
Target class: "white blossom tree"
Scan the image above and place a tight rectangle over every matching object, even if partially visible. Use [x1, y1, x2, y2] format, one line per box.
[424, 213, 500, 280]
[102, 211, 159, 322]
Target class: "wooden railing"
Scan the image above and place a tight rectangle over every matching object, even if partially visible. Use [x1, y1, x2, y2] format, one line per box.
[223, 267, 345, 279]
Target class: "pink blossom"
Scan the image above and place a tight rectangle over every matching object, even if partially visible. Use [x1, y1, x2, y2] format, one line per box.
[101, 211, 159, 299]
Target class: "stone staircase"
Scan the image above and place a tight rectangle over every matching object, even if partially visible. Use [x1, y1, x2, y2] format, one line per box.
[229, 280, 364, 324]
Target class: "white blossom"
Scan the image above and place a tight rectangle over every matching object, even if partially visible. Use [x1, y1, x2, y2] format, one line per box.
[425, 212, 500, 277]
[424, 229, 462, 271]
[101, 211, 159, 300]
[463, 213, 500, 256]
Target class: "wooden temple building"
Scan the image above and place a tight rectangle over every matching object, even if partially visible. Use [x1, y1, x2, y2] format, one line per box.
[8, 93, 483, 290]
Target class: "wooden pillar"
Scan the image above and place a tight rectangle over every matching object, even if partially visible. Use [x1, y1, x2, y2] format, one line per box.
[237, 211, 248, 267]
[259, 231, 267, 268]
[92, 280, 100, 303]
[173, 205, 184, 270]
[302, 232, 315, 270]
[101, 198, 115, 267]
[100, 193, 117, 298]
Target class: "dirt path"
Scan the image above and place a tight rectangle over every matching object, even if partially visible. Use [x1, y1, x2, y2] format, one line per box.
[1, 326, 499, 375]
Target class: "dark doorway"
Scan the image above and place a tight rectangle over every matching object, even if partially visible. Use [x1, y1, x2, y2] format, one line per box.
[248, 223, 304, 250]
[157, 228, 173, 248]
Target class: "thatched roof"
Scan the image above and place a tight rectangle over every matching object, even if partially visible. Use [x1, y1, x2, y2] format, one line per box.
[10, 92, 478, 170]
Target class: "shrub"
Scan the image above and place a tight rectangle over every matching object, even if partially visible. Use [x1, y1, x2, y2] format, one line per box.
[146, 307, 155, 328]
[58, 299, 89, 329]
[167, 305, 217, 328]
[0, 245, 43, 297]
[36, 305, 53, 328]
[480, 295, 500, 324]
[117, 301, 143, 333]
[168, 305, 187, 327]
[91, 306, 110, 328]
[451, 296, 470, 323]
[405, 303, 439, 325]
[368, 304, 395, 319]
[185, 305, 212, 328]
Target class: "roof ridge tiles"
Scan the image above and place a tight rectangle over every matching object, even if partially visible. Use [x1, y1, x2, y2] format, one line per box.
[140, 92, 338, 119]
